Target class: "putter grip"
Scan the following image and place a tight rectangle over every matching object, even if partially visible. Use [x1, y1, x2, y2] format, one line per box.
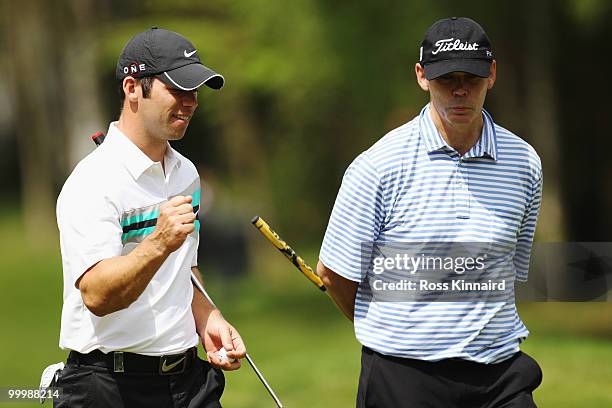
[251, 216, 326, 291]
[92, 132, 106, 146]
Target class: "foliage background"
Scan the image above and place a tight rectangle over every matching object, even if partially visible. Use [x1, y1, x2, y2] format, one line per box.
[0, 0, 611, 406]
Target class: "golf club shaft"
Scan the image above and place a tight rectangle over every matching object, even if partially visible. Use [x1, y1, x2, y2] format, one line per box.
[251, 216, 326, 291]
[92, 133, 283, 408]
[189, 274, 284, 408]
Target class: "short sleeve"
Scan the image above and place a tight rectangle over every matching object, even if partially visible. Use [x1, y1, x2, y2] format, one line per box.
[319, 153, 385, 282]
[57, 178, 123, 287]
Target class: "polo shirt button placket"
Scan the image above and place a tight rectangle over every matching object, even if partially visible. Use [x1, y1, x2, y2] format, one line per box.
[152, 163, 168, 198]
[455, 158, 470, 219]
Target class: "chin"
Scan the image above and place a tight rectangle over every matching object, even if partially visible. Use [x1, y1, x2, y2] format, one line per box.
[167, 128, 188, 140]
[169, 134, 186, 141]
[447, 113, 475, 124]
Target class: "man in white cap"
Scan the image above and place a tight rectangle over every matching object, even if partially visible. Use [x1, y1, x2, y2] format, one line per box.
[55, 27, 244, 407]
[318, 17, 543, 407]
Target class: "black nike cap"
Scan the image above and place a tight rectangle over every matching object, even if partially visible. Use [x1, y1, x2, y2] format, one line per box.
[116, 27, 224, 90]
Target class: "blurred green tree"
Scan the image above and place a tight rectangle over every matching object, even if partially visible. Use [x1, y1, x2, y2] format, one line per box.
[5, 0, 107, 244]
[3, 0, 612, 249]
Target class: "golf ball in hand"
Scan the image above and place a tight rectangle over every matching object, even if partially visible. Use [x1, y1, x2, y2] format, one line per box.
[217, 347, 236, 363]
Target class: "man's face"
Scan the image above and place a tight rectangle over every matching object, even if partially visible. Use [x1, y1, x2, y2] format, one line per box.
[415, 61, 496, 127]
[138, 78, 199, 142]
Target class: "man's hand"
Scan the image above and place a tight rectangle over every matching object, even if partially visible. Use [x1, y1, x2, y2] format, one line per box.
[202, 309, 247, 371]
[148, 195, 195, 254]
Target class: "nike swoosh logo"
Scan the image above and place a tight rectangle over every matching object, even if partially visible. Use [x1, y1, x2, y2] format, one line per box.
[161, 356, 186, 372]
[184, 50, 197, 57]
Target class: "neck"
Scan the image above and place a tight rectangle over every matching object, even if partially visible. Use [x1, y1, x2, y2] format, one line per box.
[429, 104, 483, 156]
[117, 114, 167, 163]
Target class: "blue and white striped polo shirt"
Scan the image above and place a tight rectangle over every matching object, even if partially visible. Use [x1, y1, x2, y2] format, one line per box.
[320, 104, 542, 363]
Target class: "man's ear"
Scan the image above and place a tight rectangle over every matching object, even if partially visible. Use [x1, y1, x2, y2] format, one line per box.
[487, 60, 497, 90]
[415, 63, 429, 91]
[123, 76, 139, 103]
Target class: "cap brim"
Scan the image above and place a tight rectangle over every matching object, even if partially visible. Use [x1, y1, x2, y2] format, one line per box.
[424, 59, 491, 80]
[158, 63, 225, 91]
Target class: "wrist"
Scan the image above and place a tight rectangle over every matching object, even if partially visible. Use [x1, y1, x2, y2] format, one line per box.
[196, 308, 222, 335]
[208, 308, 222, 319]
[143, 231, 171, 259]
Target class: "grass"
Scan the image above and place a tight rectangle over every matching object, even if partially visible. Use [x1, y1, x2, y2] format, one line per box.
[0, 207, 610, 407]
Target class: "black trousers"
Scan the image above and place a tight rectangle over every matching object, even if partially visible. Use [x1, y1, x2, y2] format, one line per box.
[357, 347, 542, 408]
[53, 356, 225, 408]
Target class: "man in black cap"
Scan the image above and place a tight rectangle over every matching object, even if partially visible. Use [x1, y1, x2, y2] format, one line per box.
[54, 28, 244, 407]
[318, 17, 543, 407]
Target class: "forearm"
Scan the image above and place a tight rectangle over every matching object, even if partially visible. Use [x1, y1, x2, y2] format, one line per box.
[317, 261, 358, 321]
[76, 195, 196, 316]
[78, 232, 170, 316]
[190, 267, 219, 335]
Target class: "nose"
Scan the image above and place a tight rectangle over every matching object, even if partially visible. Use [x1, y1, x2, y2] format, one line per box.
[449, 76, 471, 97]
[452, 79, 468, 97]
[181, 91, 198, 108]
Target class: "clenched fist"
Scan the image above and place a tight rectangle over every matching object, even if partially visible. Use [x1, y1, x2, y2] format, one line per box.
[148, 195, 196, 254]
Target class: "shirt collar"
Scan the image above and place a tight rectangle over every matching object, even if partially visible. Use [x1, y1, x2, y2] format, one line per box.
[105, 122, 181, 179]
[419, 104, 497, 161]
[164, 144, 181, 177]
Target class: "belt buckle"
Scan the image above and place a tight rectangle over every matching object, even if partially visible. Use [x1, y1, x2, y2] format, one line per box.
[159, 352, 187, 375]
[113, 352, 125, 373]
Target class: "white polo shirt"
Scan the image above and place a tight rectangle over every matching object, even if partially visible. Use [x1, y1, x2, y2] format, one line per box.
[56, 122, 202, 356]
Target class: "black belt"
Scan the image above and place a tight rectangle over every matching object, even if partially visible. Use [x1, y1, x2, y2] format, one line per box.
[68, 347, 197, 376]
[363, 346, 519, 366]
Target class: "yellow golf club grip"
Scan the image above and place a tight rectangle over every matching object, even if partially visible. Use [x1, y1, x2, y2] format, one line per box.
[251, 216, 326, 291]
